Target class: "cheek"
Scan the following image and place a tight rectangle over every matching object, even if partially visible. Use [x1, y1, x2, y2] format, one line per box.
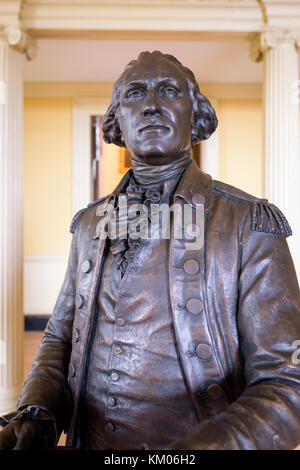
[119, 108, 135, 135]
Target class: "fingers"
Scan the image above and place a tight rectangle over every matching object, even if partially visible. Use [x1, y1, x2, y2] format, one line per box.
[0, 422, 19, 450]
[13, 422, 44, 450]
[0, 421, 48, 450]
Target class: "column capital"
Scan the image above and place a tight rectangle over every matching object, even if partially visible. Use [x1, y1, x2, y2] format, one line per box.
[0, 1, 37, 60]
[2, 25, 37, 61]
[249, 26, 300, 63]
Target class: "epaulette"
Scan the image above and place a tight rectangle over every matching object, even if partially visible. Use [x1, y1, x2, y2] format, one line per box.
[250, 201, 292, 237]
[70, 196, 107, 234]
[213, 180, 292, 238]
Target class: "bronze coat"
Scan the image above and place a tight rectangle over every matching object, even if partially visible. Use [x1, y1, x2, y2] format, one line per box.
[17, 161, 300, 449]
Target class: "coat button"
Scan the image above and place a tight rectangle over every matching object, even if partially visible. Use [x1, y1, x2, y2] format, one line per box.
[196, 343, 212, 360]
[207, 384, 223, 400]
[186, 298, 203, 314]
[106, 422, 115, 432]
[114, 345, 123, 355]
[183, 259, 199, 275]
[81, 260, 91, 273]
[69, 362, 76, 377]
[75, 294, 84, 309]
[116, 317, 125, 326]
[111, 372, 119, 381]
[73, 327, 80, 343]
[108, 397, 116, 407]
[192, 194, 205, 205]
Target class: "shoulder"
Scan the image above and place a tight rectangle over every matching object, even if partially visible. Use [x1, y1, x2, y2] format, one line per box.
[212, 179, 292, 238]
[213, 179, 264, 203]
[70, 195, 109, 234]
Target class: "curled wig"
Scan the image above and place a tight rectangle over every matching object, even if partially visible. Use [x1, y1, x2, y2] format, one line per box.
[102, 51, 218, 147]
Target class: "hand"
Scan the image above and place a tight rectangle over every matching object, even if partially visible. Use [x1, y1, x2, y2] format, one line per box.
[0, 420, 50, 450]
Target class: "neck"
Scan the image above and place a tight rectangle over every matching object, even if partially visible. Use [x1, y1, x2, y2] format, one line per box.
[131, 152, 192, 186]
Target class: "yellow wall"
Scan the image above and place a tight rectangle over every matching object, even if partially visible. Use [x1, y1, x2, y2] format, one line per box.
[217, 99, 263, 198]
[102, 141, 125, 196]
[24, 98, 73, 254]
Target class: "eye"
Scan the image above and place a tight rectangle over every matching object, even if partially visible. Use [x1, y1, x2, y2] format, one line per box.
[162, 86, 179, 97]
[125, 89, 146, 101]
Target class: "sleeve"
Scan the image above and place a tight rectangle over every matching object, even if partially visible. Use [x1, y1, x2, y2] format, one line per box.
[0, 224, 79, 440]
[169, 206, 300, 450]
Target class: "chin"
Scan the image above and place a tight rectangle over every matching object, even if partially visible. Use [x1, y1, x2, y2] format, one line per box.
[134, 146, 166, 162]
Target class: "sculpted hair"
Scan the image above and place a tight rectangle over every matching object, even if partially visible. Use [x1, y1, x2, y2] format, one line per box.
[102, 51, 218, 147]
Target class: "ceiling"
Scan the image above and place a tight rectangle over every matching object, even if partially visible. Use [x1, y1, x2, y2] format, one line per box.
[23, 38, 264, 83]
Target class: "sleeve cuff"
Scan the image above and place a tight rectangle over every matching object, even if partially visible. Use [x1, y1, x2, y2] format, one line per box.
[0, 405, 58, 447]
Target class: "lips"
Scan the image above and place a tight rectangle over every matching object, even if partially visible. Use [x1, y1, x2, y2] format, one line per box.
[139, 124, 169, 133]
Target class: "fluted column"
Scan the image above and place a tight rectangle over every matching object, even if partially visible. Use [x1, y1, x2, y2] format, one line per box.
[250, 27, 300, 280]
[0, 37, 25, 414]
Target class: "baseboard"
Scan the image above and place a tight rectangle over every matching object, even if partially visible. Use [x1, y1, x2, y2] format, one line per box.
[24, 315, 50, 331]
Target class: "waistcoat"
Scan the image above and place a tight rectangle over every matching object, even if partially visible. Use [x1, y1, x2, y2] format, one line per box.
[81, 175, 198, 449]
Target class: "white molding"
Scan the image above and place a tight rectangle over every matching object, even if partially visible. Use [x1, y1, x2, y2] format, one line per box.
[264, 0, 300, 29]
[21, 0, 264, 38]
[0, 1, 37, 60]
[72, 96, 111, 215]
[0, 1, 22, 29]
[24, 253, 68, 315]
[24, 81, 262, 99]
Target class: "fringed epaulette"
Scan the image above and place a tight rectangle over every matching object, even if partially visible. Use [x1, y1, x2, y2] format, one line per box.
[250, 201, 292, 238]
[70, 197, 107, 234]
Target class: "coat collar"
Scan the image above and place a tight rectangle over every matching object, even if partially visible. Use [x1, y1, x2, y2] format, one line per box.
[106, 159, 212, 209]
[174, 159, 212, 209]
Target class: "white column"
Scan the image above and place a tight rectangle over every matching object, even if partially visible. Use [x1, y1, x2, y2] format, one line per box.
[251, 27, 300, 281]
[0, 37, 24, 414]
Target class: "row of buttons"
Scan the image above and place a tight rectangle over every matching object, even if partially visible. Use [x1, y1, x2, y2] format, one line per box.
[74, 259, 93, 309]
[105, 347, 123, 433]
[69, 361, 224, 401]
[104, 386, 224, 436]
[105, 335, 125, 433]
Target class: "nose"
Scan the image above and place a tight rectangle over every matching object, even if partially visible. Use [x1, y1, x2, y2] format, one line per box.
[143, 91, 161, 118]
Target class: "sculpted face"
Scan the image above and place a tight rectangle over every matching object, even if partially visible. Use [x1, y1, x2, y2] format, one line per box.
[118, 55, 192, 165]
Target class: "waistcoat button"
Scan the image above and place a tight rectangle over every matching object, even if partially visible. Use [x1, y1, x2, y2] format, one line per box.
[81, 260, 91, 273]
[192, 193, 205, 205]
[196, 343, 212, 360]
[116, 317, 125, 326]
[75, 294, 84, 309]
[186, 298, 203, 314]
[108, 397, 116, 407]
[183, 259, 199, 275]
[114, 346, 123, 355]
[207, 384, 223, 400]
[69, 362, 76, 377]
[111, 372, 119, 381]
[106, 422, 115, 433]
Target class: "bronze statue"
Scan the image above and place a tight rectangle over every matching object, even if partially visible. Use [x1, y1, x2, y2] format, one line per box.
[1, 51, 300, 450]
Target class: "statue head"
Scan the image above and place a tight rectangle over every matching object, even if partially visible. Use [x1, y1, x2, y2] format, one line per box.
[102, 50, 217, 165]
